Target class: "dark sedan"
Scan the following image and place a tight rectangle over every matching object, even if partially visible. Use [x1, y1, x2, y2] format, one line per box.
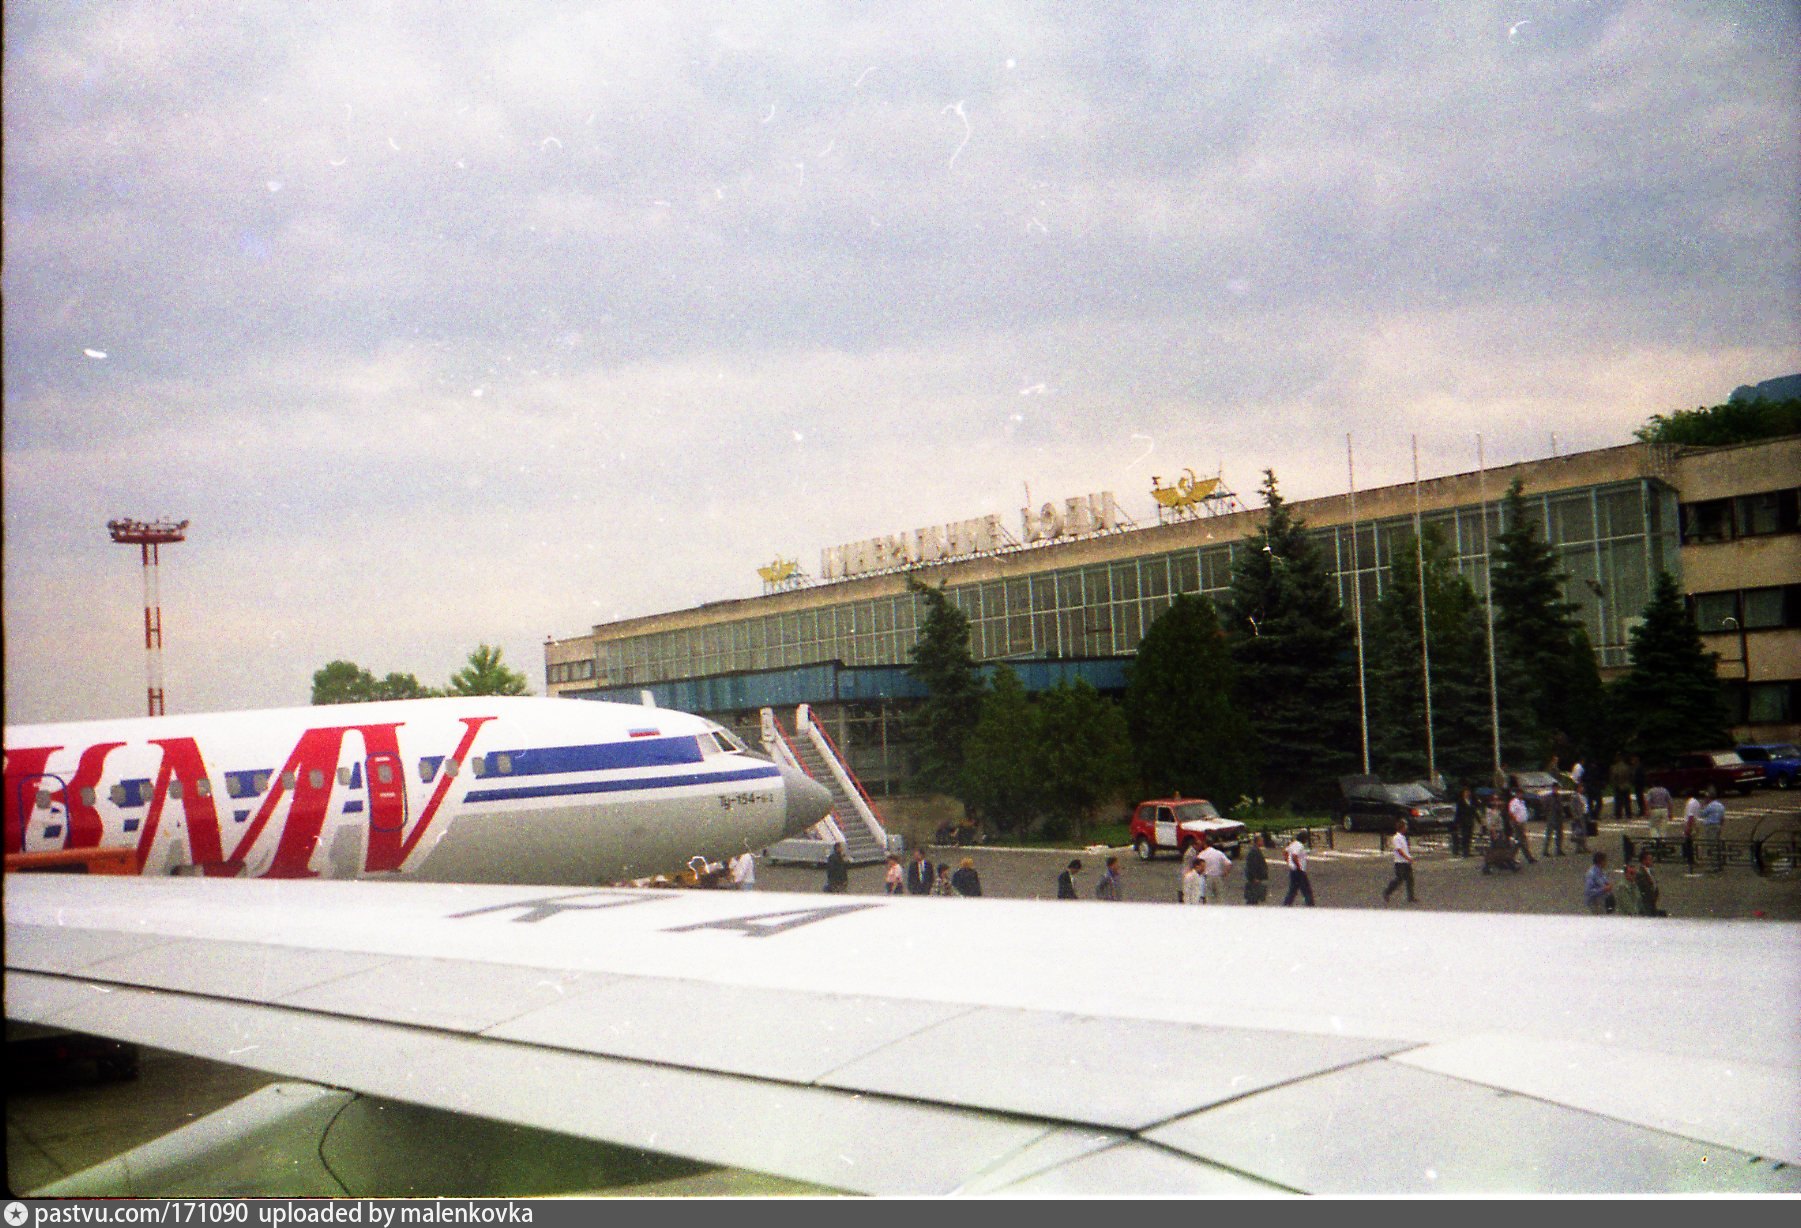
[1333, 776, 1458, 833]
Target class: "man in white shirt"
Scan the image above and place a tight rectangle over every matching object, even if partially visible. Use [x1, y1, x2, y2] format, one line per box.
[1282, 832, 1314, 906]
[1507, 790, 1538, 864]
[1181, 860, 1206, 905]
[1382, 820, 1416, 903]
[1196, 836, 1232, 904]
[729, 850, 756, 890]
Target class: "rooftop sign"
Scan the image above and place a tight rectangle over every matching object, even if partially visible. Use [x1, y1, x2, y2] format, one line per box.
[819, 491, 1121, 581]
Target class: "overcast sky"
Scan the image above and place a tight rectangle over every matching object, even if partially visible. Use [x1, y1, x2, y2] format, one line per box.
[5, 1, 1797, 724]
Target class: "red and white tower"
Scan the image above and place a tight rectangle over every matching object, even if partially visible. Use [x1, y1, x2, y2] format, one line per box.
[106, 517, 189, 716]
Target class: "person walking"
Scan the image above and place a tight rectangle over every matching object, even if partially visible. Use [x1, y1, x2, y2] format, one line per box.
[1452, 786, 1477, 859]
[1609, 755, 1634, 823]
[1507, 789, 1538, 865]
[1644, 782, 1673, 843]
[1541, 786, 1566, 858]
[1282, 832, 1315, 906]
[951, 857, 982, 897]
[1177, 840, 1201, 903]
[1699, 790, 1727, 872]
[1635, 850, 1665, 917]
[1196, 837, 1232, 904]
[1056, 859, 1083, 899]
[883, 854, 904, 895]
[823, 843, 851, 894]
[904, 846, 935, 895]
[729, 849, 757, 890]
[1682, 789, 1702, 875]
[931, 863, 955, 896]
[1243, 835, 1270, 904]
[1094, 856, 1124, 901]
[1382, 819, 1417, 903]
[1583, 851, 1615, 914]
[1181, 856, 1206, 905]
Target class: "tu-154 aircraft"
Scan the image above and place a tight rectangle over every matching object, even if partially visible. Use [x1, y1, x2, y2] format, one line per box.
[3, 696, 832, 883]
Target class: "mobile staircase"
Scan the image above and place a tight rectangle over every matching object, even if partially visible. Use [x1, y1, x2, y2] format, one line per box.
[762, 705, 899, 865]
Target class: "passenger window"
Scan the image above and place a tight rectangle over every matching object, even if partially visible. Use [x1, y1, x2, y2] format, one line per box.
[195, 779, 212, 799]
[308, 769, 325, 790]
[255, 772, 271, 794]
[110, 784, 127, 807]
[281, 772, 297, 791]
[377, 763, 394, 785]
[472, 757, 488, 778]
[35, 790, 52, 809]
[80, 787, 97, 807]
[168, 781, 183, 800]
[337, 767, 352, 786]
[418, 758, 439, 784]
[446, 759, 459, 778]
[496, 753, 513, 775]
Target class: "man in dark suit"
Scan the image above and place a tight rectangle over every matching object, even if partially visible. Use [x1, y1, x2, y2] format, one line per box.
[904, 846, 935, 895]
[1056, 858, 1083, 899]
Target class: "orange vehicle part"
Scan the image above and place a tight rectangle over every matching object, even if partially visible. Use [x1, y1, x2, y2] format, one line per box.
[5, 847, 137, 875]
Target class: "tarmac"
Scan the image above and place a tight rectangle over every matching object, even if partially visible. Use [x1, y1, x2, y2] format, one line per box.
[7, 792, 1797, 1196]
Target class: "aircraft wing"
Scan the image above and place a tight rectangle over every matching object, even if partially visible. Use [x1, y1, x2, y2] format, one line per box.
[6, 875, 1798, 1195]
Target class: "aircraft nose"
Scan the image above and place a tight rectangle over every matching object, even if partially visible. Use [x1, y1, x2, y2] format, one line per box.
[782, 767, 833, 835]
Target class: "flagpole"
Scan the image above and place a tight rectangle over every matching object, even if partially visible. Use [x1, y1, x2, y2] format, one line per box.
[1348, 434, 1370, 775]
[1413, 435, 1436, 785]
[1477, 434, 1503, 784]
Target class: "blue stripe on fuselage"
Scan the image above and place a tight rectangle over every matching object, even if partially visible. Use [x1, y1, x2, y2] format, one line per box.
[464, 764, 780, 804]
[476, 737, 703, 778]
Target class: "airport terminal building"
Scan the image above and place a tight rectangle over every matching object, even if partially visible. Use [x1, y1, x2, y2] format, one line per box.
[546, 436, 1801, 797]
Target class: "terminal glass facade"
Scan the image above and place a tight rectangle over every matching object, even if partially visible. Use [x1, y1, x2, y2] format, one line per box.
[578, 478, 1677, 689]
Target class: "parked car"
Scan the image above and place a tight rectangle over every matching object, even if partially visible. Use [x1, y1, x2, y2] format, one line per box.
[1333, 776, 1457, 833]
[1129, 798, 1247, 860]
[1645, 751, 1764, 797]
[1735, 743, 1801, 790]
[1508, 770, 1585, 823]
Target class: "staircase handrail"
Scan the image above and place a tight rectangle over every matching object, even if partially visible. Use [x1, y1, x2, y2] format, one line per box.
[796, 705, 890, 849]
[760, 708, 846, 847]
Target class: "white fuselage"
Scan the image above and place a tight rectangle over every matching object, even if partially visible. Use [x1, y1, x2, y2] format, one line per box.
[4, 696, 829, 884]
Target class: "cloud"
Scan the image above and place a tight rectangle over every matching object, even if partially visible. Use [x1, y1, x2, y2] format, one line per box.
[4, 1, 1797, 722]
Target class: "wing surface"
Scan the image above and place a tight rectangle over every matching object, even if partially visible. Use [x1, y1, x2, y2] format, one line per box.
[5, 876, 1798, 1195]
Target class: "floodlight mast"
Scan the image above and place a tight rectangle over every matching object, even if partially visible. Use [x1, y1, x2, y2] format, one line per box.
[106, 518, 189, 716]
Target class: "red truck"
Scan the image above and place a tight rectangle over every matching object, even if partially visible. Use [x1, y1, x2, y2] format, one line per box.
[1129, 797, 1247, 861]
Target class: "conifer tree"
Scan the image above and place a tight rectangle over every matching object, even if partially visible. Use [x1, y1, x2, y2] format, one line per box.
[1224, 471, 1359, 805]
[906, 578, 984, 795]
[1123, 594, 1255, 804]
[960, 665, 1042, 833]
[1488, 479, 1593, 766]
[1364, 527, 1493, 786]
[1035, 679, 1134, 842]
[1608, 571, 1730, 763]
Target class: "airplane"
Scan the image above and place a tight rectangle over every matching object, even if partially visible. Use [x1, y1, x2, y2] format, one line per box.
[5, 873, 1798, 1197]
[3, 695, 833, 884]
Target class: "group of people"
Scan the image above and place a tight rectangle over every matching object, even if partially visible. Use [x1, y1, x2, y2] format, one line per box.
[1583, 848, 1669, 916]
[871, 846, 984, 896]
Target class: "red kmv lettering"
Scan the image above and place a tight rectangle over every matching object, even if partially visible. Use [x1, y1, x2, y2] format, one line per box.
[3, 745, 59, 854]
[364, 716, 493, 873]
[63, 742, 126, 849]
[140, 738, 225, 871]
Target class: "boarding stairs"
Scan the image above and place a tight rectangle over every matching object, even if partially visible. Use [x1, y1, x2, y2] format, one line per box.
[762, 705, 898, 866]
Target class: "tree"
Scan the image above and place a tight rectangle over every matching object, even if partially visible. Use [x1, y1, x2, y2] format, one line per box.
[313, 660, 443, 704]
[1364, 527, 1493, 787]
[906, 578, 984, 795]
[447, 644, 529, 696]
[312, 660, 378, 705]
[1634, 396, 1801, 447]
[1224, 470, 1359, 805]
[1608, 572, 1730, 763]
[1123, 594, 1255, 804]
[960, 665, 1043, 834]
[1488, 479, 1598, 767]
[1034, 679, 1134, 842]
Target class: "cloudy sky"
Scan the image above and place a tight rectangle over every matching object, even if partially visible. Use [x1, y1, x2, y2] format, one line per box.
[5, 1, 1797, 724]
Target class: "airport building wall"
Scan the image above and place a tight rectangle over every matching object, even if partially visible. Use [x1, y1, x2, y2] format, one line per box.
[547, 436, 1801, 792]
